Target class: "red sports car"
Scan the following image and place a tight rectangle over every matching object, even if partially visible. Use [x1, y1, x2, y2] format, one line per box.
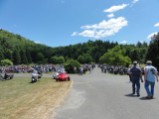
[56, 72, 70, 81]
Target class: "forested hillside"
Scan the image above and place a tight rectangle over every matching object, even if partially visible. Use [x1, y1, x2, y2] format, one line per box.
[0, 29, 54, 64]
[0, 29, 149, 66]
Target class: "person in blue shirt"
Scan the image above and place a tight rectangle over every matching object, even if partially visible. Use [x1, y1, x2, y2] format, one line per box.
[130, 61, 143, 97]
[144, 60, 158, 99]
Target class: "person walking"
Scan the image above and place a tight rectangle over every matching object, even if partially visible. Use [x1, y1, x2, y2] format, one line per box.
[144, 60, 158, 99]
[130, 61, 143, 97]
[127, 65, 132, 82]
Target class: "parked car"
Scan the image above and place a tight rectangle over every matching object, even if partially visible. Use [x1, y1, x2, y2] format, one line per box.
[52, 68, 65, 80]
[55, 72, 70, 81]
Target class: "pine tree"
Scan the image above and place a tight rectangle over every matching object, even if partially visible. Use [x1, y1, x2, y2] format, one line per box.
[13, 49, 21, 65]
[146, 32, 159, 70]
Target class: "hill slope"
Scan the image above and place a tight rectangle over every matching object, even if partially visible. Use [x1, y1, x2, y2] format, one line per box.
[0, 29, 148, 65]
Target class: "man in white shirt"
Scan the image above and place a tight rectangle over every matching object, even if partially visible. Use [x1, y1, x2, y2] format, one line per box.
[144, 60, 158, 99]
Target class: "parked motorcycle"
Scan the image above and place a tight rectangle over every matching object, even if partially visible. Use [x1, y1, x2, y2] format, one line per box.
[0, 72, 14, 80]
[31, 70, 42, 83]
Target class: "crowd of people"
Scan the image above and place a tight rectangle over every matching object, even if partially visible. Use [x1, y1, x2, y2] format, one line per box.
[99, 64, 128, 75]
[0, 64, 57, 73]
[0, 61, 158, 99]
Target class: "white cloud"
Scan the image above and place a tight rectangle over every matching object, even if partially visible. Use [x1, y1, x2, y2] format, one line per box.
[130, 0, 139, 7]
[81, 17, 128, 30]
[107, 13, 114, 18]
[79, 30, 95, 38]
[139, 40, 144, 43]
[34, 41, 41, 44]
[104, 4, 129, 13]
[73, 17, 128, 39]
[132, 0, 139, 4]
[154, 22, 159, 27]
[81, 24, 98, 29]
[147, 32, 158, 39]
[120, 40, 128, 44]
[71, 32, 78, 36]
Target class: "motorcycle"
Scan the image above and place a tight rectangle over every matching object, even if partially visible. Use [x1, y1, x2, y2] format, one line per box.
[0, 72, 14, 81]
[31, 70, 42, 83]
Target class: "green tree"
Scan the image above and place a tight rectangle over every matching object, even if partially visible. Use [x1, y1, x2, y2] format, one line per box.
[13, 49, 21, 65]
[146, 32, 159, 70]
[0, 29, 148, 65]
[26, 50, 32, 63]
[77, 54, 93, 64]
[58, 56, 65, 64]
[64, 59, 81, 73]
[36, 52, 45, 64]
[21, 50, 28, 64]
[0, 59, 13, 66]
[99, 45, 131, 66]
[50, 56, 65, 64]
[0, 50, 4, 61]
[77, 55, 85, 64]
[131, 49, 140, 62]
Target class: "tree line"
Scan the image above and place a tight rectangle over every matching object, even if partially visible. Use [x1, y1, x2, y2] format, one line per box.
[0, 29, 158, 70]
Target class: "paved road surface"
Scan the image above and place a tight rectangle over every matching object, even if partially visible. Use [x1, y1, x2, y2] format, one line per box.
[53, 67, 159, 119]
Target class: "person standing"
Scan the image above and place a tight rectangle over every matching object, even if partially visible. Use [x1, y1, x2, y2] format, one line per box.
[130, 61, 143, 97]
[144, 60, 158, 99]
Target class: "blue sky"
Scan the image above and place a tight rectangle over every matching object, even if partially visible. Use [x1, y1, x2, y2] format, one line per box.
[0, 0, 159, 47]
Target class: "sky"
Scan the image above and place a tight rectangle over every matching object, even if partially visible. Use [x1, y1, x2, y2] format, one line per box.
[0, 0, 159, 47]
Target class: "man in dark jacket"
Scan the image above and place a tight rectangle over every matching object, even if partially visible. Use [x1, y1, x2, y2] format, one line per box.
[130, 61, 143, 96]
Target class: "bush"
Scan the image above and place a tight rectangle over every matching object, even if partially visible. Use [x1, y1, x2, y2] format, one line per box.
[64, 59, 81, 73]
[0, 59, 13, 66]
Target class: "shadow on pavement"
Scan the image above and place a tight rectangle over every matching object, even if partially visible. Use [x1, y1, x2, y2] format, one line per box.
[125, 94, 155, 100]
[125, 93, 138, 97]
[139, 97, 155, 100]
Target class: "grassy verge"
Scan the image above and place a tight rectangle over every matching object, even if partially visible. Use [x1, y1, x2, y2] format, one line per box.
[0, 77, 72, 119]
